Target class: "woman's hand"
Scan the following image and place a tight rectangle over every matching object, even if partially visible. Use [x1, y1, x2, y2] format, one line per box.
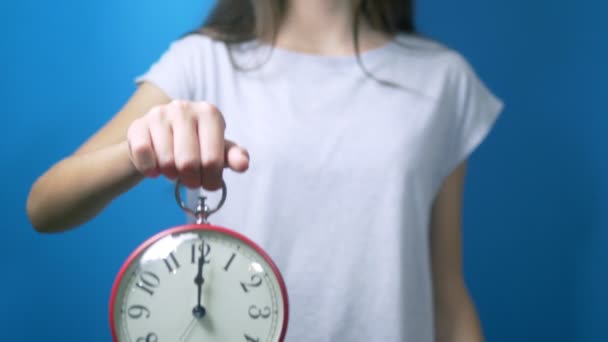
[126, 100, 249, 190]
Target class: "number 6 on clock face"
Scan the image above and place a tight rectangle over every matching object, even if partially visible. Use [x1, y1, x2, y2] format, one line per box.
[109, 225, 289, 342]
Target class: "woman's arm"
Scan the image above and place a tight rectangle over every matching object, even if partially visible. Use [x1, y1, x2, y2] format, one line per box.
[431, 161, 485, 342]
[26, 83, 172, 233]
[27, 82, 248, 234]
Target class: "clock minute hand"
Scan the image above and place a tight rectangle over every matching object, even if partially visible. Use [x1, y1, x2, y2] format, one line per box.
[192, 240, 206, 319]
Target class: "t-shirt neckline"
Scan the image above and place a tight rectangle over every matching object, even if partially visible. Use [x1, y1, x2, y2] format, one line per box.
[253, 36, 399, 69]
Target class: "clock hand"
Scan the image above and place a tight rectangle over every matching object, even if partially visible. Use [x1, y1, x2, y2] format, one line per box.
[192, 240, 206, 319]
[179, 317, 198, 341]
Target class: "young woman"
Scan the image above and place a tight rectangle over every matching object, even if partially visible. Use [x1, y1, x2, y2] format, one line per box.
[26, 0, 504, 340]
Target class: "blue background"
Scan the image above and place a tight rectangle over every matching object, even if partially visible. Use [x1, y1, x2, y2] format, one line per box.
[2, 0, 606, 340]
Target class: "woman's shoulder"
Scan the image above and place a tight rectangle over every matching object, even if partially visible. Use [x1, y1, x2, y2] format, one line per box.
[136, 32, 233, 101]
[150, 32, 238, 75]
[165, 32, 227, 54]
[390, 33, 487, 89]
[393, 33, 458, 57]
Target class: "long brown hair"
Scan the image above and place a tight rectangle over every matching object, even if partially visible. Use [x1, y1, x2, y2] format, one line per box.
[199, 0, 415, 43]
[195, 0, 417, 85]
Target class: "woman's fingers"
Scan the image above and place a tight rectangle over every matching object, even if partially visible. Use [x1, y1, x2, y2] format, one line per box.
[171, 103, 202, 189]
[148, 113, 177, 180]
[126, 100, 248, 189]
[225, 140, 250, 173]
[126, 116, 159, 178]
[196, 102, 226, 191]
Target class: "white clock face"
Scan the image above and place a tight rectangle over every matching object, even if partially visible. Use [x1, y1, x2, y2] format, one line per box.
[111, 227, 287, 342]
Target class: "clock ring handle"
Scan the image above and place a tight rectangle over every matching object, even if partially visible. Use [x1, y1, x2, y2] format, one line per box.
[174, 179, 227, 224]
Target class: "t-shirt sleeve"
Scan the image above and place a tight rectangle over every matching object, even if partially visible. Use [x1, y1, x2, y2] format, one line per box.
[440, 53, 505, 179]
[135, 36, 200, 101]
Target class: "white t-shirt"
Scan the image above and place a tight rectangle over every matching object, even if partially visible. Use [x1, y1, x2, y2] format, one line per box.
[136, 33, 504, 341]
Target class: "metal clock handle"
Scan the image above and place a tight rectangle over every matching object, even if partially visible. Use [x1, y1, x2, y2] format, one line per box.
[174, 179, 227, 224]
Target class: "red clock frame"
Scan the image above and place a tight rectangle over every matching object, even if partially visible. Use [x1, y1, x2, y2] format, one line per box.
[109, 223, 289, 342]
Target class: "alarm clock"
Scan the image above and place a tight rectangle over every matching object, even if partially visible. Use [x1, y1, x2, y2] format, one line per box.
[109, 181, 289, 342]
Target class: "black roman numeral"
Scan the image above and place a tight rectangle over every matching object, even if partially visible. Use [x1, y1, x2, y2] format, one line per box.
[135, 271, 160, 296]
[163, 252, 180, 273]
[240, 274, 263, 293]
[224, 253, 236, 271]
[244, 334, 259, 342]
[192, 241, 211, 264]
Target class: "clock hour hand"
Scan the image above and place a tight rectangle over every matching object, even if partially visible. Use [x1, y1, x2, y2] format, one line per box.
[192, 240, 206, 319]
